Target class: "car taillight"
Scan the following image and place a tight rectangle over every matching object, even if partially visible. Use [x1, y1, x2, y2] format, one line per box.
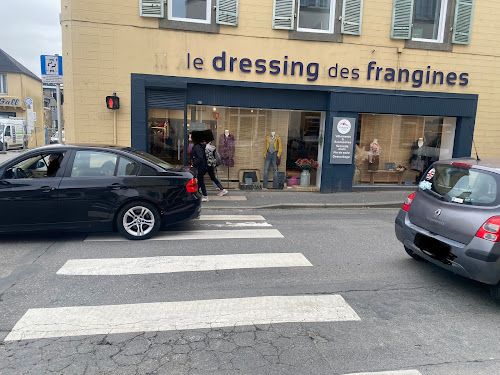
[475, 216, 500, 242]
[402, 192, 416, 212]
[186, 178, 198, 193]
[451, 162, 472, 168]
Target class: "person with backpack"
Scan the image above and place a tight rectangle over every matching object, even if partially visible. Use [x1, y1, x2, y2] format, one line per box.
[204, 130, 228, 197]
[191, 131, 209, 202]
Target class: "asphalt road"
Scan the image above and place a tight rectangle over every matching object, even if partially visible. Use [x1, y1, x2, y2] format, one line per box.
[0, 209, 499, 375]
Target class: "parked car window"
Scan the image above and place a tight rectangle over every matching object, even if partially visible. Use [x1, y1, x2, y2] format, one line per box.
[71, 151, 118, 177]
[425, 164, 499, 206]
[117, 157, 139, 176]
[3, 152, 66, 179]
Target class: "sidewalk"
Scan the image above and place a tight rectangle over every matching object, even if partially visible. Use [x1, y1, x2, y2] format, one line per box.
[201, 188, 414, 210]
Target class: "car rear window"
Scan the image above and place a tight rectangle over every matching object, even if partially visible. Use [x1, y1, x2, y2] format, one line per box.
[127, 150, 173, 171]
[420, 164, 500, 207]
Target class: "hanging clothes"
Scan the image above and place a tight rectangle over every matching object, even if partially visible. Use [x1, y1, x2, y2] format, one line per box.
[218, 133, 235, 167]
[409, 140, 428, 172]
[368, 141, 381, 171]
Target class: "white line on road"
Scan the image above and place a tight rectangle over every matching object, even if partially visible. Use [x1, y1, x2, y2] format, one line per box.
[4, 295, 360, 341]
[84, 229, 284, 242]
[57, 253, 312, 276]
[199, 215, 265, 221]
[342, 371, 422, 375]
[204, 222, 273, 228]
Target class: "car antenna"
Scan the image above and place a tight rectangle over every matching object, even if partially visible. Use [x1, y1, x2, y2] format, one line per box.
[472, 138, 481, 162]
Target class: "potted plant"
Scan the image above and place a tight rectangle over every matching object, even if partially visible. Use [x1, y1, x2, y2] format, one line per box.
[295, 158, 319, 187]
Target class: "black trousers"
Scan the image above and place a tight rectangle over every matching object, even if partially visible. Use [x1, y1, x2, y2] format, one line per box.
[207, 166, 224, 190]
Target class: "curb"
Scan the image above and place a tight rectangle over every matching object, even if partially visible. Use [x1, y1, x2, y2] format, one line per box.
[202, 202, 403, 210]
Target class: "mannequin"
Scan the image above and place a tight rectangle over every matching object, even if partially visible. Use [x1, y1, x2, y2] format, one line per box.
[409, 137, 428, 183]
[368, 139, 381, 171]
[263, 132, 282, 189]
[218, 130, 235, 167]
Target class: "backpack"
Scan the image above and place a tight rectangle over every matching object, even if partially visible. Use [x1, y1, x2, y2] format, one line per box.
[214, 150, 222, 166]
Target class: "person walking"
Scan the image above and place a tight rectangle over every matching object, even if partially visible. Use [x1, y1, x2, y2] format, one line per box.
[204, 130, 228, 197]
[191, 131, 209, 202]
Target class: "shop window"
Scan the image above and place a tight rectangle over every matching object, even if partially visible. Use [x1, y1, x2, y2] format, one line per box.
[148, 108, 185, 166]
[0, 74, 7, 94]
[297, 0, 335, 33]
[354, 114, 456, 186]
[187, 105, 324, 190]
[168, 0, 211, 24]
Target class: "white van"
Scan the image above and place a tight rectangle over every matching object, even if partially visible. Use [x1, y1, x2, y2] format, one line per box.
[0, 118, 27, 150]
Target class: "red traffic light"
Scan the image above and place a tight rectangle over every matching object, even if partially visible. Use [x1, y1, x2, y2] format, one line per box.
[106, 95, 120, 110]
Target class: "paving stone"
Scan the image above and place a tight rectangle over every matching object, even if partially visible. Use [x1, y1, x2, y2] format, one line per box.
[188, 350, 220, 371]
[122, 336, 151, 355]
[233, 331, 256, 347]
[137, 358, 160, 374]
[231, 347, 268, 371]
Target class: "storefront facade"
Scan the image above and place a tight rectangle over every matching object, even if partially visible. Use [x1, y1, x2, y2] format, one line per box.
[0, 48, 44, 147]
[61, 0, 489, 192]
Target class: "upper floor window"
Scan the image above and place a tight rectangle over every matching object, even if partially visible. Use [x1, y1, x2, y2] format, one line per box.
[412, 0, 447, 43]
[297, 0, 335, 34]
[168, 0, 212, 24]
[0, 74, 7, 94]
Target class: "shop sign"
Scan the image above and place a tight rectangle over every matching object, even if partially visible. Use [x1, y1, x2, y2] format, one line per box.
[0, 97, 21, 106]
[330, 117, 356, 165]
[186, 52, 469, 88]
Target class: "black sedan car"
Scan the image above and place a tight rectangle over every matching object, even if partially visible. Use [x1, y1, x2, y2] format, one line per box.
[0, 145, 201, 240]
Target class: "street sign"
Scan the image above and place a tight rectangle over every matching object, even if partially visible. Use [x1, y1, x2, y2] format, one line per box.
[330, 117, 356, 165]
[24, 97, 33, 106]
[40, 55, 63, 84]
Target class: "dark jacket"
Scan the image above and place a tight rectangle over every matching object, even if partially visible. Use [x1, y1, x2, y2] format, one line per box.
[192, 143, 207, 170]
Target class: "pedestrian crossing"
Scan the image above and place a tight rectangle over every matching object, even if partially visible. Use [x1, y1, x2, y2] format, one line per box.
[3, 213, 420, 374]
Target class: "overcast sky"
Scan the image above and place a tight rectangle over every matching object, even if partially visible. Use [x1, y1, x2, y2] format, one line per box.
[2, 1, 62, 79]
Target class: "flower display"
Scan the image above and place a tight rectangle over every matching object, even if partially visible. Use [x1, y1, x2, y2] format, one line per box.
[295, 158, 319, 170]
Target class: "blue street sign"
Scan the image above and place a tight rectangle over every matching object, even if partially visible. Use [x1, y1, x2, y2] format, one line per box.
[41, 55, 63, 84]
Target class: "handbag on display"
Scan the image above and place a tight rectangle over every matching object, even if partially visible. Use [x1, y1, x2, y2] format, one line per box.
[276, 157, 281, 166]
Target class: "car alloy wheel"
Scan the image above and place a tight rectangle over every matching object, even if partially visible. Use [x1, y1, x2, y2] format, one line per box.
[117, 201, 160, 240]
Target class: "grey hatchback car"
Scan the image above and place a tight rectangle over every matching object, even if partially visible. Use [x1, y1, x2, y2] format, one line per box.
[395, 158, 500, 303]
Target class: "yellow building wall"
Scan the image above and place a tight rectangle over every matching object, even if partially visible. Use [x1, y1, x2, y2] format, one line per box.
[0, 72, 44, 147]
[61, 0, 500, 157]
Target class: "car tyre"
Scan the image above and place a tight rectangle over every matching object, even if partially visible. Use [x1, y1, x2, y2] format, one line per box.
[405, 246, 425, 261]
[117, 201, 160, 240]
[490, 283, 500, 304]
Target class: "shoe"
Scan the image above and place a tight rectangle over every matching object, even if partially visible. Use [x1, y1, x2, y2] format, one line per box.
[218, 189, 228, 196]
[202, 196, 209, 202]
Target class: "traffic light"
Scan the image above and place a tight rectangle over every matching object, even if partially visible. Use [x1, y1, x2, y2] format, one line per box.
[106, 94, 120, 110]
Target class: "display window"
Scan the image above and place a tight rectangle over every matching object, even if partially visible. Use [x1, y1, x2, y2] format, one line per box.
[147, 108, 185, 166]
[187, 105, 324, 189]
[355, 114, 456, 185]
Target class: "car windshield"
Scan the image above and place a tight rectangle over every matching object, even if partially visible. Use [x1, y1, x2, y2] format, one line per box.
[421, 164, 500, 207]
[128, 150, 174, 170]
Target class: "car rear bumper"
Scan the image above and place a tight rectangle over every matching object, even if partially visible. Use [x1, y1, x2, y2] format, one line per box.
[160, 196, 201, 227]
[395, 209, 500, 285]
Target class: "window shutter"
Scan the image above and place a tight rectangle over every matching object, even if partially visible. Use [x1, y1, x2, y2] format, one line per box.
[452, 0, 475, 45]
[140, 0, 164, 18]
[216, 0, 239, 26]
[341, 0, 364, 35]
[391, 0, 414, 39]
[272, 0, 295, 30]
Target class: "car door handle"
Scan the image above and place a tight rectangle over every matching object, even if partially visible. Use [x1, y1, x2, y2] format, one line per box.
[107, 183, 124, 190]
[40, 186, 56, 193]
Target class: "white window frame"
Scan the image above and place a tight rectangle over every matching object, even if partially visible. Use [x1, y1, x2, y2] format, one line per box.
[0, 74, 7, 94]
[411, 0, 448, 43]
[297, 0, 336, 34]
[168, 0, 212, 24]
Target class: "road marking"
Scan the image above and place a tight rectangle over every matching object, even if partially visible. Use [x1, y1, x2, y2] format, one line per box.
[342, 371, 422, 375]
[199, 215, 265, 221]
[57, 253, 312, 276]
[85, 229, 284, 242]
[204, 196, 247, 201]
[4, 295, 360, 341]
[204, 222, 273, 228]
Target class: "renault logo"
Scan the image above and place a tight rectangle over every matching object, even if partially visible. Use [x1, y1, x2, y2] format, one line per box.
[434, 208, 442, 217]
